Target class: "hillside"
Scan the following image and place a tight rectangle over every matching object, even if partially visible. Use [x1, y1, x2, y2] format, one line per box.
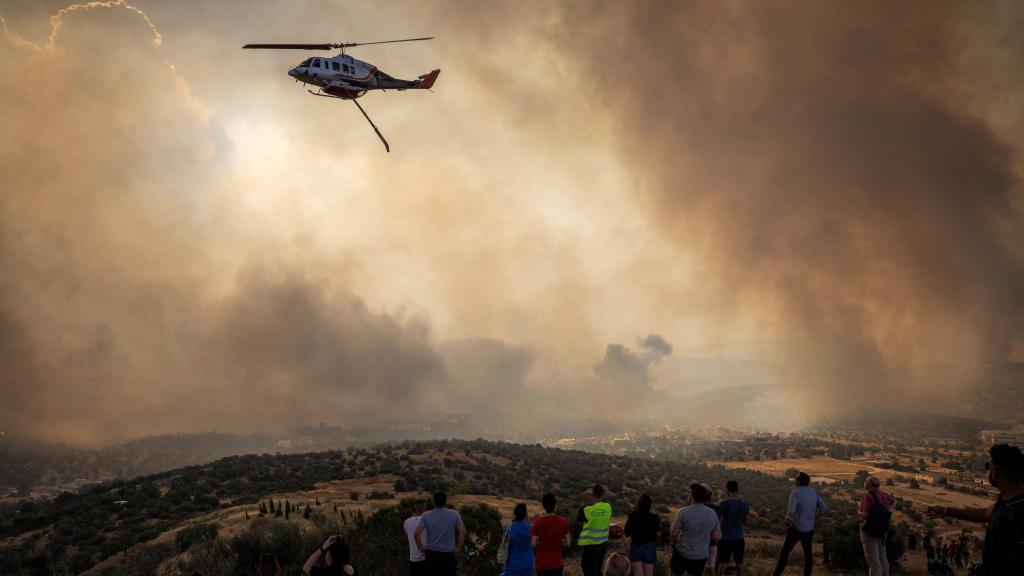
[0, 439, 819, 574]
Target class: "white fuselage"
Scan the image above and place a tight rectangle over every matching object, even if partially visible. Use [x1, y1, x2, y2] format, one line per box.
[288, 54, 377, 91]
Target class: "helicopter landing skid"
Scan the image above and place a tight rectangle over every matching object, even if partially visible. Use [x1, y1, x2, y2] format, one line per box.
[307, 89, 390, 153]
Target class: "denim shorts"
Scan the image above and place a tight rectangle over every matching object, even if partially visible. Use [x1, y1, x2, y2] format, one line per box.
[628, 541, 657, 564]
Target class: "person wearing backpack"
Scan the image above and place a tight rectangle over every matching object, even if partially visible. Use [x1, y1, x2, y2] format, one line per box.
[858, 476, 894, 576]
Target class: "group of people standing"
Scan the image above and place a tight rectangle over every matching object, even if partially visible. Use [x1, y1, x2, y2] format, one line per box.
[398, 443, 1023, 576]
[923, 533, 972, 571]
[401, 481, 750, 576]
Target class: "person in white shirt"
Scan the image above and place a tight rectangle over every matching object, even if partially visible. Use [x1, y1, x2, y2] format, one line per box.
[404, 500, 428, 576]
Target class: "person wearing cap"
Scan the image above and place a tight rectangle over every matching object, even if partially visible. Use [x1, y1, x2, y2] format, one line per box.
[927, 443, 1024, 576]
[858, 476, 894, 576]
[772, 472, 827, 576]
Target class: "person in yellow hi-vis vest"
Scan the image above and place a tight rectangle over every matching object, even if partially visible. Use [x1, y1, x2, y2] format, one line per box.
[578, 484, 612, 576]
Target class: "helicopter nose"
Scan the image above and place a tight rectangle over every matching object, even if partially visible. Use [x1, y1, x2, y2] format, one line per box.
[288, 69, 297, 78]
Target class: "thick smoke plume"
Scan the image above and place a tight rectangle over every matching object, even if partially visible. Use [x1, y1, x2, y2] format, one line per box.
[538, 1, 1024, 413]
[0, 1, 1022, 444]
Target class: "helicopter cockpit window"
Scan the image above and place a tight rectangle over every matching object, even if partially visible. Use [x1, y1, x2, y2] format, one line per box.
[299, 58, 312, 67]
[312, 59, 321, 68]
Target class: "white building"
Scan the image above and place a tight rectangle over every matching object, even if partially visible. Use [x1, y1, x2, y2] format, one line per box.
[980, 429, 1024, 448]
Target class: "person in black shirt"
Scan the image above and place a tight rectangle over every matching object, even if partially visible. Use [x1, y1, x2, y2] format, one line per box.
[927, 443, 1024, 576]
[624, 493, 660, 576]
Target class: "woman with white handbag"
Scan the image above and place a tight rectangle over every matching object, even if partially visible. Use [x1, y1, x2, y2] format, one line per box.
[500, 503, 536, 576]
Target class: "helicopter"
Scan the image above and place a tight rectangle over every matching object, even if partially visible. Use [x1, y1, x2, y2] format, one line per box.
[244, 37, 440, 152]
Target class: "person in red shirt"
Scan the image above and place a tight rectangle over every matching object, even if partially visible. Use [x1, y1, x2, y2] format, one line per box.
[858, 476, 895, 576]
[532, 492, 571, 576]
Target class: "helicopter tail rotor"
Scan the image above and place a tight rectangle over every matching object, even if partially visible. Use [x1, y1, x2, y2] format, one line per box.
[417, 69, 441, 90]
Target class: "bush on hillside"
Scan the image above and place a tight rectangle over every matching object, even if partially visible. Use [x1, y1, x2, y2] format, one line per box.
[175, 522, 218, 552]
[172, 537, 237, 575]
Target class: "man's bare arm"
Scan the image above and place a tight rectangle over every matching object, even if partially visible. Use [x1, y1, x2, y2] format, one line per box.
[455, 523, 467, 551]
[927, 504, 993, 524]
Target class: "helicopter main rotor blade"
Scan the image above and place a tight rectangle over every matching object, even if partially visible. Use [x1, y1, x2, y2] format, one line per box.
[243, 38, 432, 50]
[352, 100, 390, 153]
[243, 43, 335, 50]
[341, 36, 434, 47]
[243, 37, 433, 50]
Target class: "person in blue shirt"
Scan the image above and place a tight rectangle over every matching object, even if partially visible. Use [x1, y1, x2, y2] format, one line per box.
[772, 472, 827, 576]
[502, 503, 536, 576]
[717, 480, 750, 576]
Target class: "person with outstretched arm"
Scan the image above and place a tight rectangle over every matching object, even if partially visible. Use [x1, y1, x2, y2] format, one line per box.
[927, 443, 1024, 576]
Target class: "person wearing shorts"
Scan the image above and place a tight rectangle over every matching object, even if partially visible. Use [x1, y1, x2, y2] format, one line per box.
[717, 481, 749, 576]
[624, 493, 660, 576]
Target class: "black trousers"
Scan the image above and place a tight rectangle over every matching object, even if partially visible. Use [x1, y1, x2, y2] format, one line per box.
[580, 542, 608, 576]
[670, 549, 707, 576]
[773, 527, 814, 576]
[425, 550, 456, 576]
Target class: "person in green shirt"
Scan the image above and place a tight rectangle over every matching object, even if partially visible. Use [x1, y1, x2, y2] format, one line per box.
[578, 484, 612, 576]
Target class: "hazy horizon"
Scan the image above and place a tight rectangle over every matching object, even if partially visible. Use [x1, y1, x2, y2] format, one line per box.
[2, 0, 1022, 447]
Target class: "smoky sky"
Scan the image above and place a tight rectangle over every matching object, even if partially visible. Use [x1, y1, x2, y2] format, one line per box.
[533, 0, 1024, 413]
[0, 1, 1022, 445]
